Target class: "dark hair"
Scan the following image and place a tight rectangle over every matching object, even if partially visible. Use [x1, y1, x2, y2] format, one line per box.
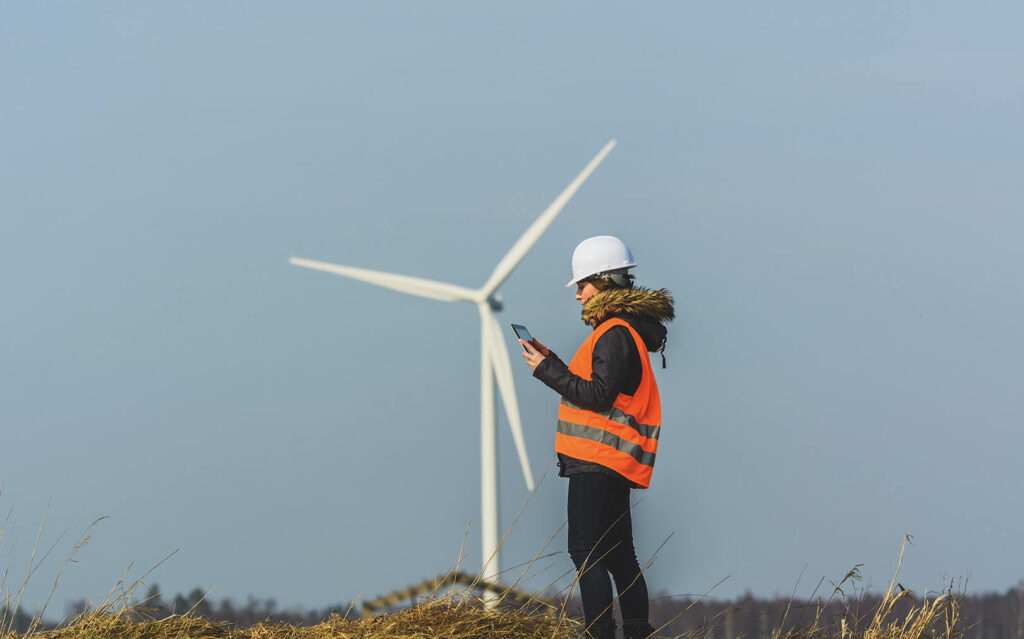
[589, 271, 635, 291]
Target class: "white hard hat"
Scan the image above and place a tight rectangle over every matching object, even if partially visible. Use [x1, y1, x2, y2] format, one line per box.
[566, 235, 637, 287]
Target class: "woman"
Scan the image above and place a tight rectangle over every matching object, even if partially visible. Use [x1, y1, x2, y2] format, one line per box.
[520, 236, 674, 639]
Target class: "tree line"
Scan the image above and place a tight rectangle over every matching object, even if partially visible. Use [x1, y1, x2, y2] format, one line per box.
[3, 582, 1022, 638]
[644, 583, 1024, 639]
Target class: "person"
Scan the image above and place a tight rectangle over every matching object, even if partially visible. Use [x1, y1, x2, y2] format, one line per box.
[520, 236, 674, 639]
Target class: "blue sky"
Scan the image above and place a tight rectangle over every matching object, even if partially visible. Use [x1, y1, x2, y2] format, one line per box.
[2, 2, 1022, 615]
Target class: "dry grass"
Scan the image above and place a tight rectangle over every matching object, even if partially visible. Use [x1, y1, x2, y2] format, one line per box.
[767, 589, 960, 639]
[766, 537, 961, 639]
[1, 524, 963, 639]
[5, 596, 584, 639]
[0, 579, 962, 639]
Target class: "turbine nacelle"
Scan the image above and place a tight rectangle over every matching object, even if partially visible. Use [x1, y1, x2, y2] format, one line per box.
[487, 293, 504, 313]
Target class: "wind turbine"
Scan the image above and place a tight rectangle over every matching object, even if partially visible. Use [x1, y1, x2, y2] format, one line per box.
[289, 140, 616, 586]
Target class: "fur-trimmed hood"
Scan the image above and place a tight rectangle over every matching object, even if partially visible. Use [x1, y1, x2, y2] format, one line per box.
[581, 286, 674, 353]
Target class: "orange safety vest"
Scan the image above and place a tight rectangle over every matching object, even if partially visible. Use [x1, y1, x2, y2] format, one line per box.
[555, 317, 662, 488]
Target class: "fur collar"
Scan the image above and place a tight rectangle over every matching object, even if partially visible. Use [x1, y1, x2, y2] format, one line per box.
[581, 287, 675, 328]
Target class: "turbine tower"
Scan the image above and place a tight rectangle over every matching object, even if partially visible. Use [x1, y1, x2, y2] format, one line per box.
[289, 140, 616, 586]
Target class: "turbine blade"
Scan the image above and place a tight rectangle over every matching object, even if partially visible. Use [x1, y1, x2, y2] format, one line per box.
[289, 257, 479, 303]
[480, 139, 617, 297]
[482, 308, 536, 492]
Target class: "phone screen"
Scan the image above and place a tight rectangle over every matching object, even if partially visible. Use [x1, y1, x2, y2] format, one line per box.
[510, 324, 533, 350]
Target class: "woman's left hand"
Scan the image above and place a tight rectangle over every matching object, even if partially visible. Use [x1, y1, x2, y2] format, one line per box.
[520, 339, 547, 372]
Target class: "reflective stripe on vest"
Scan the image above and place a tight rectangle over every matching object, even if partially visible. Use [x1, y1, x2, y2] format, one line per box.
[555, 317, 661, 488]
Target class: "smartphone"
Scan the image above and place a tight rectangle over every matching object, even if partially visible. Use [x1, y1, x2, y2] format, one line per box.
[510, 324, 534, 351]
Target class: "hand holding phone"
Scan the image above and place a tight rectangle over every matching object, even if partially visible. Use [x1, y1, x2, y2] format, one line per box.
[511, 323, 551, 358]
[512, 323, 550, 371]
[510, 324, 534, 351]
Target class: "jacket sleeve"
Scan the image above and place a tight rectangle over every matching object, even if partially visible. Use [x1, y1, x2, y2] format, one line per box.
[532, 326, 638, 410]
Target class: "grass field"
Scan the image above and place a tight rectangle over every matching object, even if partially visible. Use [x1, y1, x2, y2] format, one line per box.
[2, 569, 962, 639]
[1, 523, 962, 639]
[0, 588, 962, 639]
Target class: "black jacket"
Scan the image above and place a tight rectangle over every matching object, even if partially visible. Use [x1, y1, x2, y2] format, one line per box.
[532, 287, 674, 479]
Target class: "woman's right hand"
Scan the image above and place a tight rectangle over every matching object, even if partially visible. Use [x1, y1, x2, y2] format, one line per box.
[520, 340, 548, 371]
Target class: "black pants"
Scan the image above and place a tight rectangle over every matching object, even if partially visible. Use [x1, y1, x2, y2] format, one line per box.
[567, 473, 649, 627]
